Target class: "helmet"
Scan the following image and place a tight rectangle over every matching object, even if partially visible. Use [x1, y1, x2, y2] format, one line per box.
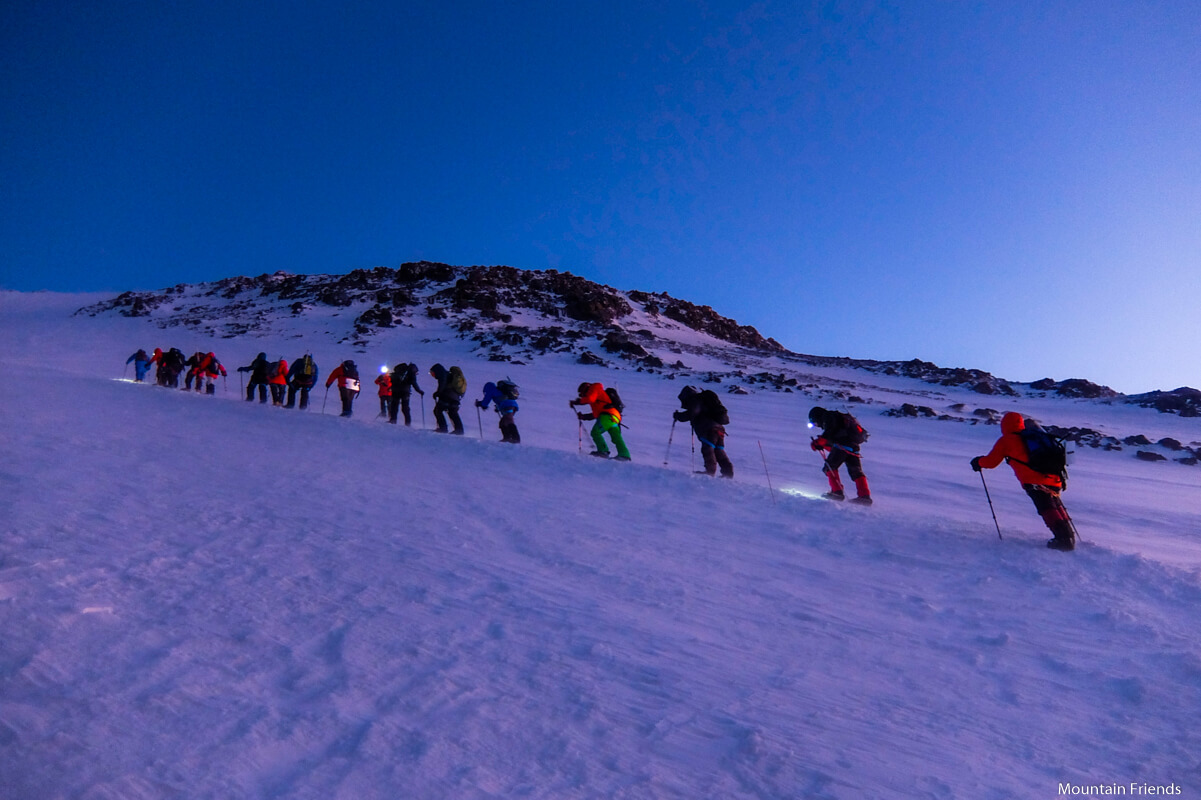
[577, 382, 591, 396]
[808, 406, 827, 427]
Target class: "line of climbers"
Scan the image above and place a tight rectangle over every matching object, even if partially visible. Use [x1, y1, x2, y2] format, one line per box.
[128, 348, 228, 394]
[124, 348, 1075, 552]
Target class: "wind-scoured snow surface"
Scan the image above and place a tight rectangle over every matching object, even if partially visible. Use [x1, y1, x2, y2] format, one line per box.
[2, 291, 1200, 799]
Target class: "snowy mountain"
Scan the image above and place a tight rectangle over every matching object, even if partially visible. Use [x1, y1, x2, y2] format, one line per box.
[2, 272, 1200, 799]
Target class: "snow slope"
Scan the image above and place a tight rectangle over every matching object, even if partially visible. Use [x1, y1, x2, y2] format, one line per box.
[2, 291, 1200, 799]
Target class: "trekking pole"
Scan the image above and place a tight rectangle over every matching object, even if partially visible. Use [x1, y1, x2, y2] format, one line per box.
[758, 440, 776, 505]
[663, 419, 676, 466]
[1065, 507, 1082, 544]
[420, 394, 426, 429]
[123, 363, 130, 380]
[578, 419, 583, 454]
[239, 372, 244, 396]
[691, 430, 696, 471]
[322, 386, 330, 415]
[979, 471, 1003, 540]
[476, 405, 484, 439]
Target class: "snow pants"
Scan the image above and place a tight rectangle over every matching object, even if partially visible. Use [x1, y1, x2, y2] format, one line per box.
[591, 414, 630, 459]
[695, 422, 733, 477]
[246, 381, 268, 403]
[338, 387, 358, 417]
[388, 391, 415, 425]
[434, 397, 463, 434]
[499, 411, 520, 444]
[1024, 484, 1074, 545]
[822, 447, 869, 498]
[286, 384, 312, 409]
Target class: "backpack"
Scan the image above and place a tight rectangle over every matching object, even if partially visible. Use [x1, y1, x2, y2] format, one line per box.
[699, 389, 729, 425]
[497, 379, 519, 400]
[265, 360, 280, 378]
[342, 360, 359, 380]
[298, 355, 315, 378]
[604, 386, 625, 413]
[448, 366, 467, 396]
[135, 349, 148, 361]
[1016, 421, 1069, 487]
[841, 412, 868, 445]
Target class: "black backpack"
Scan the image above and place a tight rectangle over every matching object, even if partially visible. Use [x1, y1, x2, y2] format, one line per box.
[342, 360, 359, 380]
[841, 412, 868, 445]
[699, 389, 729, 425]
[497, 379, 519, 400]
[604, 386, 625, 413]
[1015, 421, 1069, 488]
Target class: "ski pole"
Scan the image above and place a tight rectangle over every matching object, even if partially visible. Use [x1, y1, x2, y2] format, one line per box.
[979, 471, 1003, 540]
[758, 440, 776, 505]
[664, 419, 676, 466]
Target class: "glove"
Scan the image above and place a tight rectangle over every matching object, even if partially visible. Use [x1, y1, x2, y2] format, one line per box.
[672, 411, 686, 422]
[577, 412, 590, 421]
[810, 438, 827, 452]
[970, 457, 982, 472]
[474, 400, 483, 408]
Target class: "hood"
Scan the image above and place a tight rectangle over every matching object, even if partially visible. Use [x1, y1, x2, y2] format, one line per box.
[1000, 411, 1026, 435]
[430, 363, 447, 380]
[678, 385, 699, 404]
[257, 352, 267, 361]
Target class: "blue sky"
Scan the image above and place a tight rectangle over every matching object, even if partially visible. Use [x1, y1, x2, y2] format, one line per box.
[2, 1, 1198, 393]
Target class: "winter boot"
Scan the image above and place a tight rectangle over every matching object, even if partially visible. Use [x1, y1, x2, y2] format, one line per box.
[1041, 510, 1075, 551]
[850, 476, 873, 505]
